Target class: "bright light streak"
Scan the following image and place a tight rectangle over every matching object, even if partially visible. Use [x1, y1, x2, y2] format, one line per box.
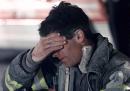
[0, 0, 60, 10]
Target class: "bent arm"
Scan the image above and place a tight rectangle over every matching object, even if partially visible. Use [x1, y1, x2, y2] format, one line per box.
[3, 49, 48, 91]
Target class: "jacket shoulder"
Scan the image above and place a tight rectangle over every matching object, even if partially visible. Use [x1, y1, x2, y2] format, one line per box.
[102, 50, 130, 89]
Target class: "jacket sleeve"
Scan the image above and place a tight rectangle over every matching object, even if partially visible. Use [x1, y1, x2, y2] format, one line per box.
[102, 72, 130, 91]
[3, 49, 48, 91]
[101, 62, 130, 91]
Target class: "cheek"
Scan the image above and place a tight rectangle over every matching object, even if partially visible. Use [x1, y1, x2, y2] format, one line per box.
[59, 46, 72, 60]
[67, 43, 82, 60]
[62, 40, 82, 60]
[61, 42, 82, 66]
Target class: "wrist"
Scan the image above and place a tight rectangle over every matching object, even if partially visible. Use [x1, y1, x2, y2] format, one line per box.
[22, 49, 41, 73]
[31, 47, 43, 62]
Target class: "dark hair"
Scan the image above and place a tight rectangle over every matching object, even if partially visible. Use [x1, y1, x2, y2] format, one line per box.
[38, 1, 95, 40]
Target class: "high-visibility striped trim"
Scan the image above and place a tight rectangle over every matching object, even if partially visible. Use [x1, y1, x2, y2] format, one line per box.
[5, 67, 22, 91]
[123, 85, 130, 90]
[38, 69, 48, 89]
[32, 76, 42, 90]
[32, 69, 48, 91]
[100, 84, 130, 91]
[100, 90, 104, 91]
[32, 84, 36, 91]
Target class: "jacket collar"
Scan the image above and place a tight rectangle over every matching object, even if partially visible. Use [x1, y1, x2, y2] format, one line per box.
[78, 46, 93, 73]
[85, 34, 113, 75]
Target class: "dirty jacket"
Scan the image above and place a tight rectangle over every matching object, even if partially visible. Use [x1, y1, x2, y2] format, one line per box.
[4, 34, 130, 91]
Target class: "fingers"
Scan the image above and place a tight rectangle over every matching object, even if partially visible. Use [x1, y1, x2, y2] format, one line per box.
[41, 33, 65, 43]
[44, 45, 63, 56]
[42, 33, 60, 41]
[44, 40, 66, 49]
[43, 37, 66, 47]
[32, 33, 66, 62]
[40, 33, 66, 49]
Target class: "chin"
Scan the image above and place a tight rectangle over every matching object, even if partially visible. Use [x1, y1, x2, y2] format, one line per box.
[64, 63, 76, 67]
[63, 63, 72, 67]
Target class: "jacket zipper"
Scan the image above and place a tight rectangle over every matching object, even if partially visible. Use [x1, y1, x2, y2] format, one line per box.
[65, 68, 70, 91]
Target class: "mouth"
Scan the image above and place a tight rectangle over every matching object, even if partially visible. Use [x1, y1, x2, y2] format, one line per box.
[59, 57, 64, 61]
[58, 56, 67, 63]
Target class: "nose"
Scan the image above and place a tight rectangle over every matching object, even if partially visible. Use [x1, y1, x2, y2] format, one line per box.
[52, 51, 60, 58]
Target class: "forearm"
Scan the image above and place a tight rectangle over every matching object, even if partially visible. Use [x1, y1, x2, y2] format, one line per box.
[4, 49, 41, 90]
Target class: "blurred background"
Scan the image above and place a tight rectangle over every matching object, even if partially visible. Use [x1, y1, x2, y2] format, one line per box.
[0, 0, 114, 49]
[0, 0, 130, 90]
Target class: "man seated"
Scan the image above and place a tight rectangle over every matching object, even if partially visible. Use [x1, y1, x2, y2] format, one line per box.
[3, 1, 130, 91]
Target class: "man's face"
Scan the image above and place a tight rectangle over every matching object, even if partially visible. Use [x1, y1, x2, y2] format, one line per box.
[53, 34, 83, 67]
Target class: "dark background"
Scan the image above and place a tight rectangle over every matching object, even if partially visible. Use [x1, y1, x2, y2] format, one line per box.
[105, 0, 130, 57]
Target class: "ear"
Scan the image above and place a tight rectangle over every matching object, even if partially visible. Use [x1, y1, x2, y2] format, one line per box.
[74, 29, 85, 44]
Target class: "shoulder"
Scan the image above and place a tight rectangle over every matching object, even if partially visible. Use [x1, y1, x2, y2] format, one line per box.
[102, 50, 130, 89]
[107, 49, 130, 70]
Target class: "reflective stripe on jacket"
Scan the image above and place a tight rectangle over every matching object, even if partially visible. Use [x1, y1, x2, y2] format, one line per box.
[5, 67, 48, 91]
